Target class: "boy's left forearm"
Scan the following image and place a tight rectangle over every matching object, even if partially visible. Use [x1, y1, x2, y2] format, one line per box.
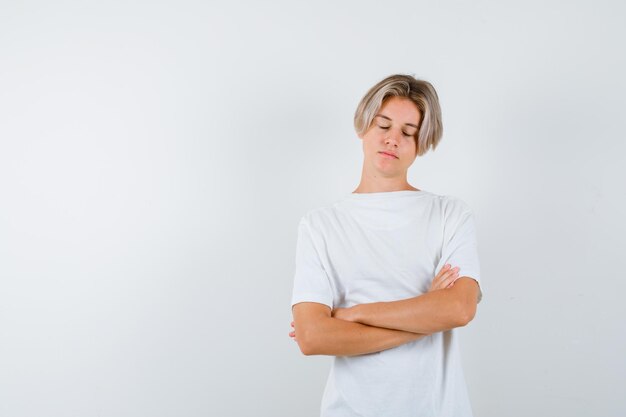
[340, 289, 468, 334]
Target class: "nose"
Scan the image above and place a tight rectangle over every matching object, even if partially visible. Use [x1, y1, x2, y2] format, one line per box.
[385, 129, 401, 147]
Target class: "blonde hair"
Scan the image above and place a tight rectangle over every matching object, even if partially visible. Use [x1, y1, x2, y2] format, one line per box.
[354, 74, 443, 156]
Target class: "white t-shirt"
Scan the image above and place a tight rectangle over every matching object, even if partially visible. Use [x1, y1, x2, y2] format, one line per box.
[291, 189, 483, 417]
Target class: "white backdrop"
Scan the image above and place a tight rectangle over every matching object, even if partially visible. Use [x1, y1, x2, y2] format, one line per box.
[1, 1, 625, 416]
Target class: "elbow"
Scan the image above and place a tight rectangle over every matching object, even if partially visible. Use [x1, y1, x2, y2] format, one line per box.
[300, 346, 316, 356]
[297, 341, 315, 356]
[455, 302, 477, 327]
[296, 329, 319, 356]
[292, 306, 333, 356]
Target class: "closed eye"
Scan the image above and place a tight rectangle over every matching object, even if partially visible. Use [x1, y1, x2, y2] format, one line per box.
[377, 125, 413, 138]
[378, 125, 413, 137]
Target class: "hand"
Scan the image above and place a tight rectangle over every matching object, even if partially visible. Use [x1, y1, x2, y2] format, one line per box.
[289, 321, 297, 341]
[429, 263, 460, 292]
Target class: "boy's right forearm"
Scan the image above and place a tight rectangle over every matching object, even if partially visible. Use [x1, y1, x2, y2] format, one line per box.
[302, 316, 429, 356]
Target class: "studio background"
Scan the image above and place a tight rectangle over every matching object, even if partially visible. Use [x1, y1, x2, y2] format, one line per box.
[1, 1, 624, 416]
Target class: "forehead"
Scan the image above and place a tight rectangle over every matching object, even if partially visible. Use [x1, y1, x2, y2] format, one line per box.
[376, 97, 421, 125]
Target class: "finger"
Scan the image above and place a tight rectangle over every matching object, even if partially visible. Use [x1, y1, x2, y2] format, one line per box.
[442, 271, 459, 288]
[435, 264, 456, 282]
[447, 274, 458, 287]
[431, 271, 447, 288]
[434, 264, 451, 280]
[435, 268, 459, 290]
[433, 265, 456, 288]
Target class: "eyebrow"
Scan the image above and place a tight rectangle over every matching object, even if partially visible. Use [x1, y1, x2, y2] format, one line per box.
[374, 114, 419, 129]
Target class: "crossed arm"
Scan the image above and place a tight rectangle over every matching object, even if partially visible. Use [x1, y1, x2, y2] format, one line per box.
[291, 272, 480, 357]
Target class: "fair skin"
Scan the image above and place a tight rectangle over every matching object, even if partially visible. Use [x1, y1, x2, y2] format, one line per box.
[289, 96, 480, 356]
[353, 95, 421, 193]
[289, 265, 473, 355]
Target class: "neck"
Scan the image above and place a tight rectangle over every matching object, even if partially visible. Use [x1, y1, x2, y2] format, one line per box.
[353, 176, 419, 193]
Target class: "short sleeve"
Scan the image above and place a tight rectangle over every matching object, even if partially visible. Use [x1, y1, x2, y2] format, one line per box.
[290, 217, 334, 310]
[435, 198, 484, 303]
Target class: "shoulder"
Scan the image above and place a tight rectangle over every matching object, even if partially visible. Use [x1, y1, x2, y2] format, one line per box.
[437, 194, 473, 218]
[298, 204, 340, 234]
[300, 205, 333, 223]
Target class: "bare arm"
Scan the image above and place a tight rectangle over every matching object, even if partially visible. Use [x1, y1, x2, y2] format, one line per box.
[292, 302, 429, 357]
[337, 276, 480, 334]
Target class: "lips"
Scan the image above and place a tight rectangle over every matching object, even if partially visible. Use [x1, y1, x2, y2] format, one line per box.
[379, 151, 398, 159]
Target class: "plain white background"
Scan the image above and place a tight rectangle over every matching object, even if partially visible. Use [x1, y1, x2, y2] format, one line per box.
[1, 1, 625, 416]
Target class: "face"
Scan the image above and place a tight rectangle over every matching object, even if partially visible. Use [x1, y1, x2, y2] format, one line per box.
[358, 96, 421, 176]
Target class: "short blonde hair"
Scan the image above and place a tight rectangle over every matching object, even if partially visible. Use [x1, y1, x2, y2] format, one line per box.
[354, 74, 443, 156]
